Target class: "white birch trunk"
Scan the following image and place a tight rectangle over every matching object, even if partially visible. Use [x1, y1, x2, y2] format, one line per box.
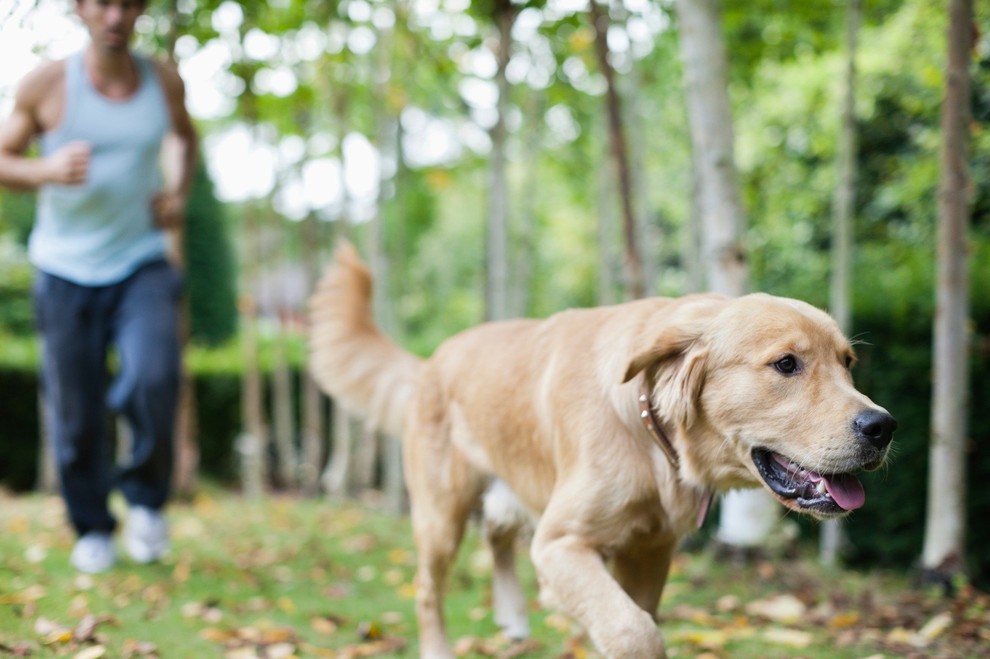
[822, 0, 861, 567]
[271, 321, 297, 489]
[238, 195, 269, 498]
[487, 1, 514, 322]
[677, 0, 776, 546]
[322, 405, 353, 497]
[300, 213, 326, 497]
[922, 0, 972, 578]
[36, 385, 58, 493]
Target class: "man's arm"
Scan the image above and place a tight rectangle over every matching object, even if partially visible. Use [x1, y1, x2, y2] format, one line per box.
[152, 59, 198, 229]
[0, 62, 89, 191]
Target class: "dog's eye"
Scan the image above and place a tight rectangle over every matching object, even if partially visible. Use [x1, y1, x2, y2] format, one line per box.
[773, 356, 800, 375]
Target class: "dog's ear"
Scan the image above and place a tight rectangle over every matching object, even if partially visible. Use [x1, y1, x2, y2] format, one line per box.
[622, 296, 725, 383]
[622, 296, 726, 427]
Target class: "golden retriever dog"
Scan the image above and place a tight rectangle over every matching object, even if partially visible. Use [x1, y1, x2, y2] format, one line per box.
[308, 243, 895, 659]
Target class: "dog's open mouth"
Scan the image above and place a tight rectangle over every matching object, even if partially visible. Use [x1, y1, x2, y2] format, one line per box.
[751, 448, 865, 514]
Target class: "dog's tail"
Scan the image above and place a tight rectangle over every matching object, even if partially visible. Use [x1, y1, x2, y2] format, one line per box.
[308, 242, 423, 437]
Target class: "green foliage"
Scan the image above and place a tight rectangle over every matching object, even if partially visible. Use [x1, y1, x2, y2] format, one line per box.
[844, 297, 990, 586]
[0, 190, 35, 245]
[0, 192, 38, 335]
[0, 240, 36, 336]
[184, 161, 238, 345]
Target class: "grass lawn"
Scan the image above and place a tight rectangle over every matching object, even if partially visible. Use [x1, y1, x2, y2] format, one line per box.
[1, 486, 986, 658]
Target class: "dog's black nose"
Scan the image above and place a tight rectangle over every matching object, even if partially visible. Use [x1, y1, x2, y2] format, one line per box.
[855, 409, 897, 449]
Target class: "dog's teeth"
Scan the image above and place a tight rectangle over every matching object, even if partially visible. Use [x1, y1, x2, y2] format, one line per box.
[816, 480, 827, 495]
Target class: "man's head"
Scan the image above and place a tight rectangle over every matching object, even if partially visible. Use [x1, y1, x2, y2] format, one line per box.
[75, 0, 147, 54]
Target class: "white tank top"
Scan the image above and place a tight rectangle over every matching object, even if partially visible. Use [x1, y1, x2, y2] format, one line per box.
[30, 51, 171, 285]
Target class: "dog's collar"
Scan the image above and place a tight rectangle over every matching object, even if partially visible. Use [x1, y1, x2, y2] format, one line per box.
[638, 384, 680, 470]
[638, 382, 714, 529]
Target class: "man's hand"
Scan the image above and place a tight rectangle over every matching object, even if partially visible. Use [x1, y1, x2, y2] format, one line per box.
[151, 190, 187, 229]
[46, 141, 90, 185]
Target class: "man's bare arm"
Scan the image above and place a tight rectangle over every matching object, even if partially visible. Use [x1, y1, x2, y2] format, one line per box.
[152, 59, 198, 229]
[0, 62, 89, 191]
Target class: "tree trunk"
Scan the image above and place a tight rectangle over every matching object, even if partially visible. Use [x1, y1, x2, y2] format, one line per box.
[922, 0, 972, 583]
[487, 0, 515, 321]
[271, 312, 297, 489]
[322, 404, 354, 496]
[590, 0, 645, 300]
[36, 384, 58, 493]
[300, 212, 326, 497]
[677, 0, 776, 549]
[321, 91, 364, 497]
[372, 20, 407, 515]
[300, 371, 325, 497]
[822, 0, 861, 568]
[160, 0, 198, 498]
[239, 202, 268, 498]
[597, 154, 618, 305]
[511, 93, 542, 318]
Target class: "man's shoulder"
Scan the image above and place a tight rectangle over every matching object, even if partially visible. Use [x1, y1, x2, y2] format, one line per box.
[18, 59, 68, 101]
[147, 56, 183, 90]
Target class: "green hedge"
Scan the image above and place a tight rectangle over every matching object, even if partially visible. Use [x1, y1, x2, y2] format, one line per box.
[0, 368, 247, 489]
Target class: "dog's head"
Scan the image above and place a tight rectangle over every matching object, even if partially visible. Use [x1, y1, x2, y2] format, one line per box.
[624, 293, 895, 519]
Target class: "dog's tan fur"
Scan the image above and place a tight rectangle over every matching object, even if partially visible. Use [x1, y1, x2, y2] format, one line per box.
[309, 243, 893, 659]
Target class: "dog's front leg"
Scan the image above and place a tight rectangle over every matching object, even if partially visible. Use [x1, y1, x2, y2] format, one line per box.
[532, 528, 667, 658]
[612, 541, 675, 617]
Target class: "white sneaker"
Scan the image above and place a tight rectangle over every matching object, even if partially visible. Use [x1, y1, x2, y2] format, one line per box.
[123, 506, 169, 564]
[70, 532, 117, 573]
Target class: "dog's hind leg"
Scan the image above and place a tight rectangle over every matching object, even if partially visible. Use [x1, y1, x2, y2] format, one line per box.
[483, 479, 531, 640]
[406, 408, 487, 658]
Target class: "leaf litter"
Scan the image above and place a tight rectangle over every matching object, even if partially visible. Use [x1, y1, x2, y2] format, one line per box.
[1, 489, 989, 658]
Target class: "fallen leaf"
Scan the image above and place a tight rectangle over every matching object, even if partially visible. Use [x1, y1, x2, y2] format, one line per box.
[276, 596, 297, 614]
[200, 627, 238, 643]
[387, 548, 411, 565]
[498, 639, 542, 658]
[357, 620, 382, 641]
[543, 613, 571, 632]
[311, 616, 339, 636]
[715, 594, 741, 613]
[34, 617, 62, 635]
[885, 626, 916, 645]
[265, 642, 296, 658]
[73, 614, 118, 642]
[73, 645, 107, 659]
[827, 611, 860, 629]
[259, 628, 296, 645]
[121, 639, 159, 657]
[745, 594, 807, 624]
[0, 585, 46, 604]
[761, 627, 813, 648]
[670, 628, 729, 650]
[915, 611, 953, 644]
[381, 611, 403, 625]
[24, 544, 47, 563]
[336, 636, 406, 658]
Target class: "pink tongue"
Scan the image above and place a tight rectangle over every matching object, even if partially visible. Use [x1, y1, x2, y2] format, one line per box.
[822, 473, 865, 511]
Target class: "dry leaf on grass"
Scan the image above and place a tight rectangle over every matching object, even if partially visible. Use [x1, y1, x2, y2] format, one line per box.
[744, 594, 807, 624]
[73, 645, 107, 659]
[761, 627, 813, 648]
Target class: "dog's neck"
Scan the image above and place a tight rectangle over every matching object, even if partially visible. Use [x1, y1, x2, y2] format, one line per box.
[638, 380, 713, 529]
